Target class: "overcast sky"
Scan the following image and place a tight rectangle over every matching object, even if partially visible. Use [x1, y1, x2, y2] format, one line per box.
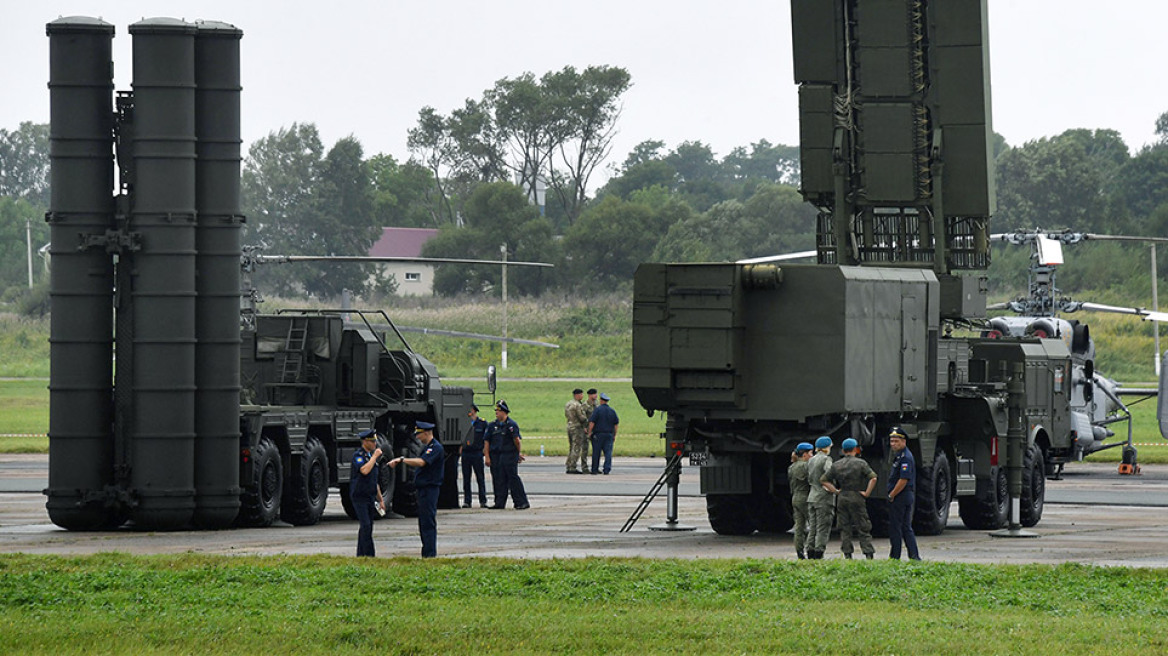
[4, 1, 1166, 183]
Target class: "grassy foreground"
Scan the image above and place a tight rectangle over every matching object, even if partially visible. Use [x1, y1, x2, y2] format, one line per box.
[0, 554, 1166, 655]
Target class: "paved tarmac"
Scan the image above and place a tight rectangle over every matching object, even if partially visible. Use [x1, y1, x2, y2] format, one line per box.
[3, 454, 1168, 566]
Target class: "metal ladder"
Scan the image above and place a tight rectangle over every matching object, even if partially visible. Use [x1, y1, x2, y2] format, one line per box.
[620, 453, 683, 532]
[280, 317, 309, 383]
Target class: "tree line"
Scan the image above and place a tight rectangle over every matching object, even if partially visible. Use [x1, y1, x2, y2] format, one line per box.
[2, 67, 1168, 307]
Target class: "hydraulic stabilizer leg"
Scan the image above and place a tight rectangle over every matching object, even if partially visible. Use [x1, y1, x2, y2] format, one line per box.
[993, 361, 1039, 538]
[649, 457, 694, 532]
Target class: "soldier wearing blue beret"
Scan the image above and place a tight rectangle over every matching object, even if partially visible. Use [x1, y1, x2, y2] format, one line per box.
[822, 437, 877, 559]
[788, 442, 815, 559]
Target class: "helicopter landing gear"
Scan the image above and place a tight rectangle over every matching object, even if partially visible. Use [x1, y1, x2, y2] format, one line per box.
[1118, 445, 1141, 476]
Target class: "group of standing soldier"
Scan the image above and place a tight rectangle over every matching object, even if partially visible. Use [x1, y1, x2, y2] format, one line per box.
[349, 398, 533, 559]
[564, 387, 620, 475]
[788, 427, 920, 561]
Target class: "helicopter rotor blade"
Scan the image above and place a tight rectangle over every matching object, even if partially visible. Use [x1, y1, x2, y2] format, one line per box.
[1081, 234, 1168, 244]
[1077, 302, 1168, 323]
[254, 254, 554, 268]
[396, 325, 559, 348]
[736, 250, 818, 265]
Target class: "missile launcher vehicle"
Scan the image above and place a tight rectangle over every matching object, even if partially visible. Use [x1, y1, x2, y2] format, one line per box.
[44, 17, 471, 531]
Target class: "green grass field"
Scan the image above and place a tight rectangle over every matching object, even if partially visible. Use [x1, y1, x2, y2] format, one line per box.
[0, 554, 1166, 654]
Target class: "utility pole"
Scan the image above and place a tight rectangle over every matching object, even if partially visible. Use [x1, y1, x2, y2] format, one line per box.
[1154, 243, 1161, 378]
[26, 217, 34, 285]
[501, 242, 508, 370]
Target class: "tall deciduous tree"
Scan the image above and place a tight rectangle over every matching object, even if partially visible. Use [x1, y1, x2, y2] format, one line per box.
[0, 195, 49, 292]
[301, 136, 380, 298]
[368, 154, 441, 228]
[410, 65, 632, 228]
[651, 183, 814, 263]
[994, 133, 1115, 233]
[242, 124, 378, 298]
[421, 182, 556, 296]
[544, 66, 632, 224]
[406, 107, 459, 225]
[563, 195, 663, 284]
[0, 122, 50, 207]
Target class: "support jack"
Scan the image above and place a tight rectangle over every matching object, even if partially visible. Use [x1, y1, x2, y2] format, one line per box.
[990, 498, 1039, 538]
[622, 454, 695, 533]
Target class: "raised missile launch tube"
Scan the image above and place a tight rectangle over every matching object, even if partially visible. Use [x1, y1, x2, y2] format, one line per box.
[192, 21, 244, 528]
[127, 18, 199, 529]
[45, 17, 119, 530]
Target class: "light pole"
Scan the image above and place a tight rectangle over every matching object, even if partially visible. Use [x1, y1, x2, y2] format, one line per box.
[26, 217, 34, 285]
[1154, 243, 1161, 378]
[500, 242, 508, 369]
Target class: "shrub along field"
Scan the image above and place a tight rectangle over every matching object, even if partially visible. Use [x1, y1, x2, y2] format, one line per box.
[0, 554, 1166, 654]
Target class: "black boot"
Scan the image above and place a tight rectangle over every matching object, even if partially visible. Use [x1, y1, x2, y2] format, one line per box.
[797, 551, 806, 560]
[844, 552, 853, 560]
[865, 553, 874, 560]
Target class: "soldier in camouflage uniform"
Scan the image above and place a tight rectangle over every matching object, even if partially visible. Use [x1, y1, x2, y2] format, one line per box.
[583, 388, 598, 466]
[564, 388, 590, 474]
[822, 438, 877, 559]
[787, 442, 814, 559]
[804, 435, 835, 559]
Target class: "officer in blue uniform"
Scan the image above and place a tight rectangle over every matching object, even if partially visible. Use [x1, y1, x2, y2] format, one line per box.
[462, 404, 489, 508]
[390, 420, 445, 558]
[484, 400, 529, 509]
[887, 426, 921, 560]
[587, 392, 620, 475]
[350, 428, 385, 557]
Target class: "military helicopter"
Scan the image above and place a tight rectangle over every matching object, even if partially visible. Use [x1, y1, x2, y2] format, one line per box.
[986, 229, 1167, 474]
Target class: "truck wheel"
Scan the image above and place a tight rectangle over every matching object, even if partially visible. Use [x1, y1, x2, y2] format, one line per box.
[438, 446, 461, 510]
[391, 429, 421, 517]
[749, 491, 794, 534]
[1020, 445, 1045, 527]
[338, 484, 357, 520]
[706, 494, 756, 536]
[867, 495, 891, 538]
[375, 461, 395, 521]
[958, 467, 1007, 530]
[281, 436, 329, 526]
[238, 437, 282, 527]
[913, 452, 952, 536]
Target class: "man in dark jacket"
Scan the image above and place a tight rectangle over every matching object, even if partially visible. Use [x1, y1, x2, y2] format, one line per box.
[887, 427, 921, 560]
[587, 393, 619, 475]
[462, 404, 489, 508]
[390, 420, 445, 558]
[484, 400, 529, 509]
[350, 428, 385, 557]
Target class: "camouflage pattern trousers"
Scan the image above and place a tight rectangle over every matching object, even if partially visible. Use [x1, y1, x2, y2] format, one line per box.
[791, 499, 809, 555]
[566, 426, 589, 472]
[836, 492, 874, 556]
[806, 499, 835, 552]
